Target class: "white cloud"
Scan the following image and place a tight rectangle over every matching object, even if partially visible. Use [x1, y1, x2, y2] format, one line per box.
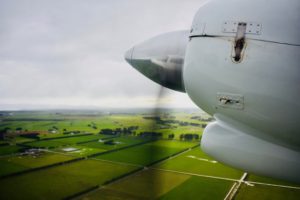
[0, 0, 204, 110]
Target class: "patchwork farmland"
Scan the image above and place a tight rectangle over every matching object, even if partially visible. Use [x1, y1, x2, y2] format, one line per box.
[0, 110, 299, 200]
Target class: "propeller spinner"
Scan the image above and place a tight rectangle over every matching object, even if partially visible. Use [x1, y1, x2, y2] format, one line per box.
[125, 30, 188, 92]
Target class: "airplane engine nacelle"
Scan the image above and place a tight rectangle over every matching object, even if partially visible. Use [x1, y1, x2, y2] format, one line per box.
[125, 0, 300, 183]
[184, 0, 300, 182]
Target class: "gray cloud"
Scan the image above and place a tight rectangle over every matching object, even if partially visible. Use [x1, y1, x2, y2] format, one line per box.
[0, 0, 204, 109]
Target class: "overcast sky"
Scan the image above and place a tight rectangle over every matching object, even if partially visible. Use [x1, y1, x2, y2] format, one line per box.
[0, 0, 206, 110]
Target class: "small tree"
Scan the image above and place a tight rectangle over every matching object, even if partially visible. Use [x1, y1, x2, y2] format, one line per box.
[179, 134, 184, 140]
[168, 134, 175, 140]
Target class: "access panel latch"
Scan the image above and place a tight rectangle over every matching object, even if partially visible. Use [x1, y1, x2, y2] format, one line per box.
[217, 92, 244, 110]
[233, 22, 247, 62]
[223, 21, 262, 62]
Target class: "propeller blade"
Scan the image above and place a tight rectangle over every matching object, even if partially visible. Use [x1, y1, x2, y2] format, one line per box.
[147, 86, 168, 197]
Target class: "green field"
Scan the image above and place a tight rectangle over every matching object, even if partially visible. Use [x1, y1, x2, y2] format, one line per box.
[0, 159, 137, 200]
[95, 140, 198, 166]
[0, 110, 298, 200]
[156, 147, 242, 179]
[1, 110, 204, 140]
[0, 145, 23, 156]
[25, 134, 110, 148]
[81, 136, 150, 150]
[0, 160, 28, 177]
[83, 169, 232, 200]
[235, 184, 300, 200]
[159, 176, 232, 200]
[49, 136, 152, 157]
[1, 117, 112, 134]
[15, 136, 37, 143]
[0, 152, 73, 176]
[248, 175, 300, 187]
[3, 152, 73, 168]
[83, 169, 191, 200]
[54, 145, 107, 156]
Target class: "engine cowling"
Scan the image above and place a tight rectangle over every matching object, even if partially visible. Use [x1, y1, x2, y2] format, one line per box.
[125, 0, 300, 183]
[184, 0, 300, 182]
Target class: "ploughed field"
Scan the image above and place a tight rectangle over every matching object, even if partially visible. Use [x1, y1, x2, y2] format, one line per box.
[0, 110, 299, 200]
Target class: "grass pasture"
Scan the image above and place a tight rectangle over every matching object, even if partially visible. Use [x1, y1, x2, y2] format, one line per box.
[25, 134, 109, 148]
[51, 136, 151, 157]
[95, 140, 198, 166]
[25, 140, 65, 148]
[0, 160, 28, 177]
[54, 145, 106, 157]
[235, 183, 300, 200]
[83, 169, 233, 200]
[0, 145, 23, 156]
[1, 119, 101, 134]
[15, 136, 37, 143]
[0, 152, 74, 176]
[156, 147, 242, 179]
[248, 175, 300, 187]
[0, 159, 137, 200]
[83, 169, 191, 200]
[159, 176, 232, 200]
[1, 110, 298, 200]
[4, 152, 73, 168]
[81, 136, 150, 150]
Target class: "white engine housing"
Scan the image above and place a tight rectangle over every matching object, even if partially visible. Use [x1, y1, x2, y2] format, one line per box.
[184, 0, 300, 182]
